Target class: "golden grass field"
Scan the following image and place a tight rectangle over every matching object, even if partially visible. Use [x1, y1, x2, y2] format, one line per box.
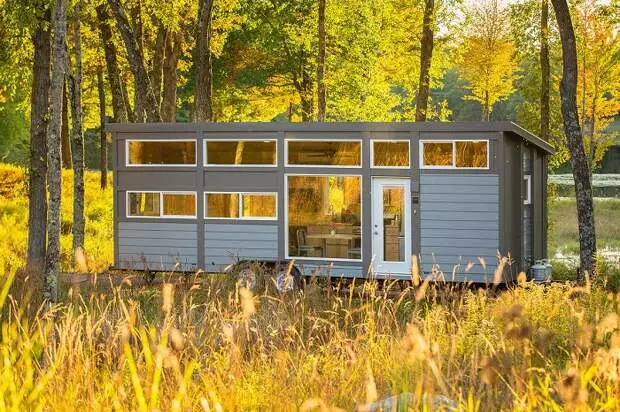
[0, 164, 619, 410]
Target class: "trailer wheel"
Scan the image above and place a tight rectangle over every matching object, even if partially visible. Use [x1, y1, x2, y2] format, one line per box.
[274, 264, 301, 294]
[231, 262, 265, 292]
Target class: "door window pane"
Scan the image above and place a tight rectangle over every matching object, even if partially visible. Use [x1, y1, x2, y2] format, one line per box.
[205, 140, 276, 165]
[455, 141, 488, 168]
[422, 142, 453, 167]
[128, 192, 160, 217]
[287, 175, 361, 259]
[382, 187, 405, 262]
[287, 141, 361, 166]
[372, 141, 410, 167]
[241, 194, 276, 218]
[163, 193, 196, 217]
[127, 140, 196, 165]
[206, 193, 239, 218]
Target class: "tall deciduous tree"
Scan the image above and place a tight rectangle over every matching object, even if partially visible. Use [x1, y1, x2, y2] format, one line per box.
[195, 0, 214, 121]
[96, 3, 128, 123]
[162, 31, 182, 122]
[317, 0, 326, 121]
[28, 7, 51, 271]
[68, 3, 84, 252]
[108, 0, 161, 122]
[540, 0, 550, 141]
[550, 0, 596, 280]
[45, 0, 68, 304]
[416, 0, 435, 121]
[460, 0, 517, 121]
[97, 65, 107, 189]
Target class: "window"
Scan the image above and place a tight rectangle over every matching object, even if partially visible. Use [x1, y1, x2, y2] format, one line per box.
[127, 192, 196, 218]
[127, 140, 196, 166]
[287, 140, 361, 167]
[205, 140, 276, 166]
[205, 192, 277, 219]
[421, 140, 489, 169]
[371, 140, 410, 168]
[287, 175, 361, 260]
[523, 175, 532, 205]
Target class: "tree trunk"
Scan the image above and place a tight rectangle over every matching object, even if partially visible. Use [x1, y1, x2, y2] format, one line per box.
[483, 90, 490, 121]
[540, 0, 550, 141]
[300, 65, 314, 121]
[317, 0, 326, 121]
[61, 80, 71, 168]
[550, 0, 597, 280]
[45, 0, 68, 304]
[121, 81, 135, 122]
[161, 32, 181, 122]
[195, 0, 214, 122]
[416, 0, 435, 122]
[150, 23, 166, 106]
[97, 66, 107, 189]
[96, 3, 127, 123]
[108, 0, 161, 122]
[68, 4, 85, 252]
[28, 10, 51, 271]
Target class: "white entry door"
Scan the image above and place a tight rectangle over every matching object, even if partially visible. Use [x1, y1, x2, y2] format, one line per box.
[372, 178, 411, 275]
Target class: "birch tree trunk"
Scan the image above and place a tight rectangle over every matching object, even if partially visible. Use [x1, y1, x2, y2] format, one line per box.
[550, 0, 597, 280]
[68, 4, 85, 252]
[195, 0, 214, 122]
[540, 0, 550, 141]
[28, 10, 51, 271]
[162, 32, 181, 122]
[108, 0, 161, 122]
[61, 80, 71, 168]
[150, 23, 166, 106]
[415, 0, 435, 122]
[317, 0, 326, 121]
[96, 3, 127, 123]
[97, 66, 108, 189]
[45, 0, 68, 304]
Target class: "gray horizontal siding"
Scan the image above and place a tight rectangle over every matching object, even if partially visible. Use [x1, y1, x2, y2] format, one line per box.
[205, 223, 278, 269]
[420, 174, 499, 278]
[295, 263, 363, 278]
[117, 221, 198, 271]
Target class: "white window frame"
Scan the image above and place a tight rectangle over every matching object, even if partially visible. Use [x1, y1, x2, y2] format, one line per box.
[125, 139, 197, 167]
[285, 139, 363, 168]
[370, 139, 411, 169]
[523, 175, 532, 205]
[419, 139, 489, 170]
[203, 139, 278, 167]
[204, 191, 278, 220]
[284, 173, 363, 262]
[126, 191, 197, 219]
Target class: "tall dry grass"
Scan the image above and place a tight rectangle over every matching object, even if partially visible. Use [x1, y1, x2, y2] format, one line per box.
[1, 270, 618, 411]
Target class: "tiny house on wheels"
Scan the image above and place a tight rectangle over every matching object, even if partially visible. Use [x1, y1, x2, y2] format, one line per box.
[108, 122, 554, 287]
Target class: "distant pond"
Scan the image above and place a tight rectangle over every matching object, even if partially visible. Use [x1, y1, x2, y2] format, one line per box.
[549, 174, 620, 198]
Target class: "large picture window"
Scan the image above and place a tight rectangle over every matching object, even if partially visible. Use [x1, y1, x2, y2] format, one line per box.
[287, 140, 361, 167]
[421, 140, 488, 169]
[204, 140, 276, 166]
[127, 192, 196, 218]
[371, 140, 410, 168]
[127, 140, 196, 166]
[205, 192, 277, 219]
[287, 175, 361, 260]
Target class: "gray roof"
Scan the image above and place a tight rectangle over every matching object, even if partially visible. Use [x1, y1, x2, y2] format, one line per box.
[106, 121, 555, 155]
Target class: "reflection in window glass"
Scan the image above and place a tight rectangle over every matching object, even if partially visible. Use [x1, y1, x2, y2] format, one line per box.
[455, 141, 488, 168]
[205, 140, 276, 165]
[422, 142, 453, 166]
[287, 175, 361, 259]
[373, 141, 410, 167]
[205, 193, 239, 218]
[163, 193, 196, 216]
[128, 141, 196, 165]
[128, 192, 160, 216]
[287, 141, 361, 166]
[382, 187, 405, 262]
[242, 194, 276, 218]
